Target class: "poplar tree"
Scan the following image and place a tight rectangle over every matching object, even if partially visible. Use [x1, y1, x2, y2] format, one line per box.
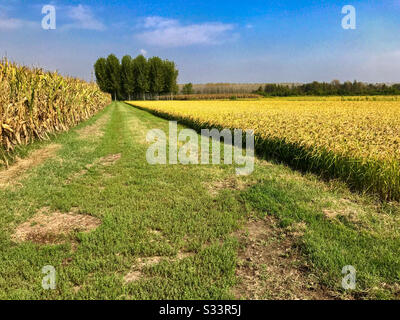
[121, 55, 133, 100]
[148, 57, 164, 99]
[94, 58, 109, 93]
[162, 60, 179, 98]
[132, 54, 149, 100]
[94, 54, 178, 100]
[106, 54, 121, 101]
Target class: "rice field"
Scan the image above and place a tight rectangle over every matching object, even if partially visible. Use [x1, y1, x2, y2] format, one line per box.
[127, 99, 400, 201]
[159, 93, 261, 100]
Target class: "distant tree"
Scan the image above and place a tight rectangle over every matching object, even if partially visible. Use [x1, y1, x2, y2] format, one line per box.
[106, 54, 121, 101]
[342, 81, 352, 95]
[162, 60, 179, 98]
[253, 79, 400, 97]
[148, 57, 165, 99]
[94, 57, 109, 93]
[121, 55, 133, 100]
[94, 54, 181, 100]
[132, 54, 149, 100]
[182, 83, 194, 95]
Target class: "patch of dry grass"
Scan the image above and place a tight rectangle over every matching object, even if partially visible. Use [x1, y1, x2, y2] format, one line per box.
[124, 251, 194, 283]
[205, 176, 257, 197]
[76, 113, 111, 141]
[0, 144, 61, 187]
[233, 216, 334, 300]
[11, 207, 101, 245]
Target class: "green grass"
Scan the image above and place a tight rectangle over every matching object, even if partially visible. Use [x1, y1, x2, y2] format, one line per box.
[0, 102, 399, 299]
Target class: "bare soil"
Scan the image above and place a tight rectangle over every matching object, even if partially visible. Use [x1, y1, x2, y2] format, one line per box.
[233, 216, 335, 300]
[124, 251, 194, 283]
[12, 207, 101, 245]
[206, 176, 256, 196]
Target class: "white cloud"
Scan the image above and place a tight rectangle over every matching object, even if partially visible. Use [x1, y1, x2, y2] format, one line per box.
[140, 49, 147, 56]
[0, 17, 24, 30]
[62, 5, 105, 31]
[136, 16, 235, 47]
[143, 17, 178, 29]
[0, 13, 36, 30]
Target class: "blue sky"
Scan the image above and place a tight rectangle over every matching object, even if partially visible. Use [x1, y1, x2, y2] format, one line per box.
[0, 0, 399, 83]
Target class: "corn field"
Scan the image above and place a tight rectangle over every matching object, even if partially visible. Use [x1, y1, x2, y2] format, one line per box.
[0, 59, 111, 164]
[128, 99, 400, 201]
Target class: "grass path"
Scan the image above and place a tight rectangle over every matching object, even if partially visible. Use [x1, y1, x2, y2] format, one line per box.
[0, 102, 399, 299]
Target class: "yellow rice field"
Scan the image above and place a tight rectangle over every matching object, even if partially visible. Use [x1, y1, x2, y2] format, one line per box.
[127, 99, 400, 200]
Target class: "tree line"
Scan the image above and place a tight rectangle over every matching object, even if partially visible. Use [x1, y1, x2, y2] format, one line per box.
[254, 80, 400, 97]
[180, 83, 264, 95]
[94, 54, 179, 100]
